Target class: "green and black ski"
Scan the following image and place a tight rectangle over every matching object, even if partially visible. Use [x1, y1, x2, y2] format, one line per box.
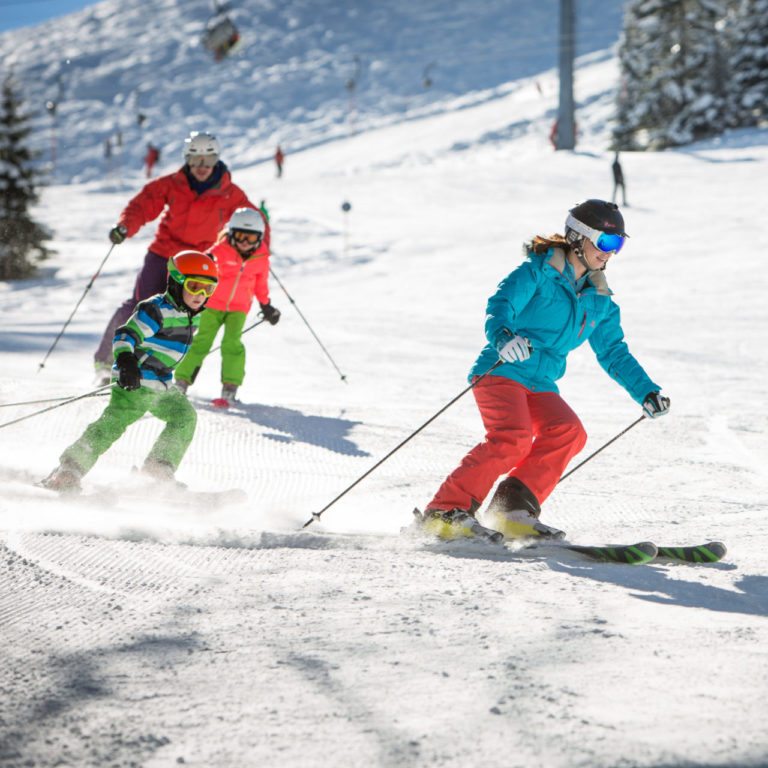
[655, 541, 727, 563]
[559, 540, 659, 565]
[521, 539, 727, 565]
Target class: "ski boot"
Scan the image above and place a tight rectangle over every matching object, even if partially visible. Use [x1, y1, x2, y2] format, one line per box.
[211, 384, 238, 409]
[416, 504, 503, 544]
[141, 458, 186, 489]
[40, 462, 83, 494]
[484, 477, 565, 540]
[175, 379, 190, 395]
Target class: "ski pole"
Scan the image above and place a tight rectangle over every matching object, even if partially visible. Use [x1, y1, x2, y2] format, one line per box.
[300, 359, 503, 529]
[38, 243, 117, 372]
[210, 317, 266, 354]
[557, 415, 646, 484]
[0, 390, 111, 409]
[270, 267, 348, 383]
[0, 383, 113, 431]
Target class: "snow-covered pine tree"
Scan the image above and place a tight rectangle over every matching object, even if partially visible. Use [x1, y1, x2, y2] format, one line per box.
[726, 0, 768, 127]
[0, 75, 52, 280]
[664, 0, 730, 146]
[614, 0, 673, 150]
[614, 0, 730, 149]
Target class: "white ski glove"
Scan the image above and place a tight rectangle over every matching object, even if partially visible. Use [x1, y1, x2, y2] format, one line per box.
[642, 391, 671, 419]
[498, 335, 532, 364]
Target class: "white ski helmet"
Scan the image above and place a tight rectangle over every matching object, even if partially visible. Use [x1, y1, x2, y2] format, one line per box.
[227, 207, 266, 236]
[183, 131, 221, 163]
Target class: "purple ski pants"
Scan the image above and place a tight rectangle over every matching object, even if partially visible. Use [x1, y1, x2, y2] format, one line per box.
[94, 251, 169, 366]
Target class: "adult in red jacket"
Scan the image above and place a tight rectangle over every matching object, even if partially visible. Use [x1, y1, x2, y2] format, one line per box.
[174, 208, 280, 407]
[94, 131, 267, 374]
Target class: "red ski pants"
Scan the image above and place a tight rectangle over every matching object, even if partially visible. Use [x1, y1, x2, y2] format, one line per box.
[427, 375, 587, 512]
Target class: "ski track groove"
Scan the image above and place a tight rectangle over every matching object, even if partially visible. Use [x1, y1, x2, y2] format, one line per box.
[7, 395, 736, 542]
[1, 102, 766, 762]
[1, 510, 765, 766]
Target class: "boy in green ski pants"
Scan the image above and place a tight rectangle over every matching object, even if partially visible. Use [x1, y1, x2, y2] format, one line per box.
[42, 251, 219, 493]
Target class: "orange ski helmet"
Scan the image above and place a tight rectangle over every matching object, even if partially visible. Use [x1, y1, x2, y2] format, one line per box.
[168, 250, 218, 285]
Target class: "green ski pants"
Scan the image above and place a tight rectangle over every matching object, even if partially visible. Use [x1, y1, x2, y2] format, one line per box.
[174, 308, 248, 387]
[61, 385, 197, 476]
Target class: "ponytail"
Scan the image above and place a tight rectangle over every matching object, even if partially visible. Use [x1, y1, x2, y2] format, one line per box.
[525, 233, 569, 255]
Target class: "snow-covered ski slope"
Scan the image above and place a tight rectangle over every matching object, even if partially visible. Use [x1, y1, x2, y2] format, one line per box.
[0, 0, 623, 184]
[2, 6, 768, 768]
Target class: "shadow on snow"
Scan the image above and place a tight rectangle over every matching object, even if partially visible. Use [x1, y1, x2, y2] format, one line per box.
[207, 399, 370, 458]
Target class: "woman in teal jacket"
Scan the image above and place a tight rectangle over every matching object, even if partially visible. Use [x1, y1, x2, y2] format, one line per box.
[423, 200, 670, 541]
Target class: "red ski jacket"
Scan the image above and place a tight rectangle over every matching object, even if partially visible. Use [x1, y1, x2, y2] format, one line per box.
[205, 237, 271, 314]
[117, 167, 267, 259]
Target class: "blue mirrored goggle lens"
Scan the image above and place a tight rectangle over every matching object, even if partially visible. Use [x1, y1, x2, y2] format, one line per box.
[594, 232, 625, 253]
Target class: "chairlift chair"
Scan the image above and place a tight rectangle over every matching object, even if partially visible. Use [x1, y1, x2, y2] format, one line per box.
[203, 13, 241, 61]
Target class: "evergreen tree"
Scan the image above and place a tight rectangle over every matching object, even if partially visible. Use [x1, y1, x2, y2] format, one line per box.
[614, 0, 730, 149]
[665, 0, 729, 146]
[0, 75, 52, 280]
[614, 0, 674, 150]
[726, 0, 768, 127]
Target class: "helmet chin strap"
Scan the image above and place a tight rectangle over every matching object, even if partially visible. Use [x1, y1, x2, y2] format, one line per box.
[575, 240, 590, 269]
[567, 232, 591, 270]
[569, 233, 606, 273]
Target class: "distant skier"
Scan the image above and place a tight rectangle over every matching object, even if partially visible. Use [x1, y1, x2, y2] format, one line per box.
[94, 131, 266, 384]
[611, 152, 627, 206]
[420, 200, 670, 542]
[549, 120, 558, 150]
[144, 142, 160, 178]
[174, 208, 281, 408]
[42, 252, 219, 493]
[274, 145, 284, 178]
[549, 119, 578, 150]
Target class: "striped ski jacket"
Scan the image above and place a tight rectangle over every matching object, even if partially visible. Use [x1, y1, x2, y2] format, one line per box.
[112, 293, 200, 391]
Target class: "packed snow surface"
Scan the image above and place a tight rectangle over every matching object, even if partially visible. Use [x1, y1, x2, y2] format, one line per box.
[2, 4, 768, 768]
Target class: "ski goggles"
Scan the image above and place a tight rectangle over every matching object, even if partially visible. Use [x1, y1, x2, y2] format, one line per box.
[183, 277, 217, 296]
[565, 214, 627, 253]
[232, 230, 263, 246]
[186, 154, 219, 169]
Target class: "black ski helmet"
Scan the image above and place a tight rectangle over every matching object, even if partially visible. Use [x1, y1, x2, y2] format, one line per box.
[566, 199, 627, 237]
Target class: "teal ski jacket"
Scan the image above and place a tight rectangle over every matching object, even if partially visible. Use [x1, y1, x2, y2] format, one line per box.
[469, 247, 659, 404]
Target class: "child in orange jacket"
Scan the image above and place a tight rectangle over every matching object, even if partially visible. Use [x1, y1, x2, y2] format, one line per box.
[174, 208, 280, 407]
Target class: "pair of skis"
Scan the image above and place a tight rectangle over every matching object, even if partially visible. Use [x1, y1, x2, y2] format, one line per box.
[411, 509, 726, 565]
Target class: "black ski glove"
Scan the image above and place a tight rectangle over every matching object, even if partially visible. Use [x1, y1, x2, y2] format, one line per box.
[116, 352, 141, 390]
[109, 225, 128, 244]
[260, 302, 281, 326]
[642, 391, 670, 419]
